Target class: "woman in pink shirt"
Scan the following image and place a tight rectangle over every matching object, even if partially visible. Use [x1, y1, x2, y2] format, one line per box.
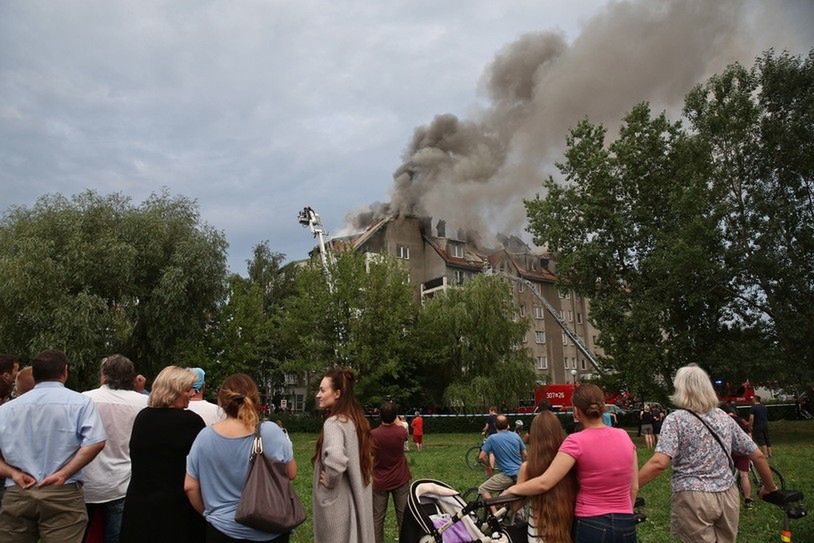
[505, 384, 639, 543]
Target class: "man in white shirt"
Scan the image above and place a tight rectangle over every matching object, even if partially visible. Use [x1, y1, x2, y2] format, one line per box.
[187, 368, 225, 426]
[82, 354, 147, 543]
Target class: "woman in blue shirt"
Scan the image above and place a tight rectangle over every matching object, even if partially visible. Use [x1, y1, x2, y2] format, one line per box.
[185, 373, 297, 542]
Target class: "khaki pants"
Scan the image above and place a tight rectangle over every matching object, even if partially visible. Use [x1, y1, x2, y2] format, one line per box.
[0, 484, 87, 543]
[671, 485, 740, 543]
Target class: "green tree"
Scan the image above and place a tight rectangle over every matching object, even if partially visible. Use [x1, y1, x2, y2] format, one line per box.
[278, 252, 419, 407]
[0, 190, 227, 389]
[412, 275, 536, 410]
[684, 50, 814, 387]
[208, 242, 298, 402]
[526, 50, 814, 394]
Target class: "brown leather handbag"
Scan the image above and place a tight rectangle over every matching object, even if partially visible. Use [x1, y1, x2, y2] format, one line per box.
[234, 422, 306, 533]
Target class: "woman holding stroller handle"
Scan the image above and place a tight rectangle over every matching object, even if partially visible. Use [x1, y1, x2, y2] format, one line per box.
[312, 368, 374, 543]
[504, 384, 639, 543]
[638, 364, 777, 543]
[184, 373, 296, 542]
[512, 411, 576, 543]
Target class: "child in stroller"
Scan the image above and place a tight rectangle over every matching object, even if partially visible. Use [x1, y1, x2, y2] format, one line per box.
[400, 479, 527, 543]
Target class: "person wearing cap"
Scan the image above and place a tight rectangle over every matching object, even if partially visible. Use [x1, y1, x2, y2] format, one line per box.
[187, 368, 225, 426]
[82, 354, 149, 543]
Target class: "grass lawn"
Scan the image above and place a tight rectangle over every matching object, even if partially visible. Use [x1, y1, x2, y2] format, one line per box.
[287, 420, 813, 542]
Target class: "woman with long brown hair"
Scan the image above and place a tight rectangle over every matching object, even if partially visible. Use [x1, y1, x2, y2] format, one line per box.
[184, 373, 295, 542]
[311, 367, 374, 543]
[514, 411, 577, 542]
[505, 384, 639, 543]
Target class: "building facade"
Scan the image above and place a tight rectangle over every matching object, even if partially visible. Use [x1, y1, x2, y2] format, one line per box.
[340, 215, 603, 385]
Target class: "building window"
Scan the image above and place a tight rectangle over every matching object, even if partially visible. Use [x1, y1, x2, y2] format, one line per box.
[558, 290, 571, 299]
[562, 334, 570, 346]
[533, 306, 544, 319]
[576, 312, 583, 324]
[535, 331, 546, 344]
[592, 335, 598, 345]
[284, 373, 298, 385]
[580, 358, 587, 370]
[519, 304, 526, 317]
[518, 282, 524, 293]
[454, 270, 465, 284]
[532, 283, 541, 295]
[565, 310, 573, 322]
[573, 357, 578, 369]
[536, 356, 548, 370]
[451, 243, 464, 258]
[396, 245, 410, 259]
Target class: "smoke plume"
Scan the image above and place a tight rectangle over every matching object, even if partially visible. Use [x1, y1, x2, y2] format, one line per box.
[347, 0, 814, 241]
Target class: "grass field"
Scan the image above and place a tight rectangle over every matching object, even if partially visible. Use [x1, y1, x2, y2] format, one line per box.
[286, 420, 813, 542]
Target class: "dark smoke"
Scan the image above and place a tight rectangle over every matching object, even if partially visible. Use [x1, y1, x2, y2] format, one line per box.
[346, 0, 813, 240]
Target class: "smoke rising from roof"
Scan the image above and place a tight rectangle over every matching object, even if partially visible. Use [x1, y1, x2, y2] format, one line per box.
[346, 0, 813, 240]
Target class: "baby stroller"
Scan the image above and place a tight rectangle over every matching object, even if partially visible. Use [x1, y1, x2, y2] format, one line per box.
[400, 479, 527, 543]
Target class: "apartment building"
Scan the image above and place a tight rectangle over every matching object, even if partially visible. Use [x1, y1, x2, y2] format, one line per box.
[337, 215, 603, 385]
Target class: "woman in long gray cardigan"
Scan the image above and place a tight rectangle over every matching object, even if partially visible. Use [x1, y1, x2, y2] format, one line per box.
[312, 368, 374, 542]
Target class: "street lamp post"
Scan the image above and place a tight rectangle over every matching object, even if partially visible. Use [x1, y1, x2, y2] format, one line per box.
[571, 369, 578, 385]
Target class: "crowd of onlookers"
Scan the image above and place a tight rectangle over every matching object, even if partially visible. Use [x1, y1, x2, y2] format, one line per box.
[0, 353, 781, 543]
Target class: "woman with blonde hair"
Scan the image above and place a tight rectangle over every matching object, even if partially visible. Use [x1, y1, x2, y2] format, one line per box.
[638, 364, 776, 543]
[312, 367, 374, 542]
[120, 366, 205, 542]
[513, 410, 577, 543]
[504, 384, 638, 543]
[185, 373, 296, 542]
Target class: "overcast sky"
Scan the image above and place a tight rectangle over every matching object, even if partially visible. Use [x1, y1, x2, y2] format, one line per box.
[2, 1, 812, 274]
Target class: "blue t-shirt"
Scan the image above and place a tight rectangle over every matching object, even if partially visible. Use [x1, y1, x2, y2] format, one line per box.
[482, 430, 525, 477]
[187, 421, 294, 541]
[602, 412, 613, 427]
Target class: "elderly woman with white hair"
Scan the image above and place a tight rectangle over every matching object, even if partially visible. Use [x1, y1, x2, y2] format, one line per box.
[638, 364, 776, 543]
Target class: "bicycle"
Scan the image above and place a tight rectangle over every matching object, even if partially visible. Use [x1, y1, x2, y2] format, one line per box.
[465, 438, 488, 470]
[737, 459, 785, 505]
[762, 487, 807, 542]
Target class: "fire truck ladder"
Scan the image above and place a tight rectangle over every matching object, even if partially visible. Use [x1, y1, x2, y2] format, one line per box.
[492, 270, 604, 374]
[298, 206, 336, 293]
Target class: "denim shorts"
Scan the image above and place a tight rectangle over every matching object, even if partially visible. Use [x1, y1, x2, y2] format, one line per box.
[574, 513, 637, 543]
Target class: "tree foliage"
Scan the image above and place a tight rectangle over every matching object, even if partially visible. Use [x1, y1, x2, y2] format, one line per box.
[412, 275, 536, 410]
[0, 190, 227, 389]
[207, 242, 298, 402]
[277, 252, 419, 407]
[526, 50, 814, 394]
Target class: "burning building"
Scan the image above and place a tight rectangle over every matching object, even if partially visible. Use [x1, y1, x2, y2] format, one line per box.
[332, 214, 603, 385]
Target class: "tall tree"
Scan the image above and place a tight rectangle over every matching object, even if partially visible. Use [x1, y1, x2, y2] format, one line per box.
[526, 50, 814, 394]
[0, 190, 227, 389]
[208, 242, 298, 402]
[684, 50, 814, 386]
[412, 275, 536, 410]
[278, 251, 419, 407]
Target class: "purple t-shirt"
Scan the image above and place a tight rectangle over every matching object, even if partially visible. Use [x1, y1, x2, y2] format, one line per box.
[559, 426, 635, 517]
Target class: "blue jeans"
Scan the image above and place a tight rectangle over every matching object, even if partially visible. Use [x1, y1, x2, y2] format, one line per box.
[574, 513, 637, 543]
[85, 498, 125, 543]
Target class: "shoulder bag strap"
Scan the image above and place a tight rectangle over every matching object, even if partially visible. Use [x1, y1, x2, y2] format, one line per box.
[251, 421, 264, 460]
[681, 409, 735, 473]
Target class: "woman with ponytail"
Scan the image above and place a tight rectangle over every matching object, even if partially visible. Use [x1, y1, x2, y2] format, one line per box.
[312, 367, 374, 543]
[505, 384, 638, 543]
[185, 373, 296, 542]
